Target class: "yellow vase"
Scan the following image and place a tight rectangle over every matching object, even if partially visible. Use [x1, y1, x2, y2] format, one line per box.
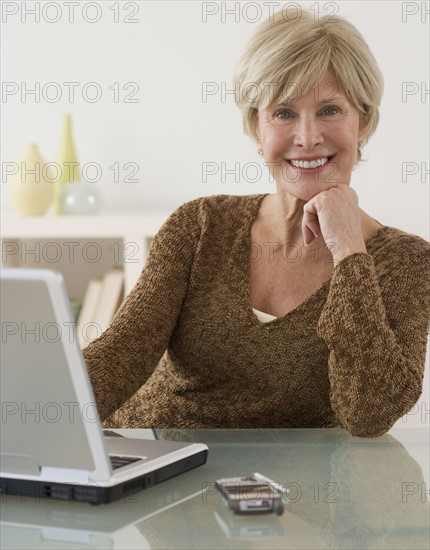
[52, 113, 81, 215]
[9, 144, 55, 216]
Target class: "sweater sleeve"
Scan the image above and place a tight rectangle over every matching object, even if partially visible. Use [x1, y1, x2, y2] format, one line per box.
[82, 199, 201, 422]
[316, 242, 430, 438]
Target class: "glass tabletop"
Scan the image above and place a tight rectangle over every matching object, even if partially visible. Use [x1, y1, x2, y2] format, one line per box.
[1, 428, 429, 549]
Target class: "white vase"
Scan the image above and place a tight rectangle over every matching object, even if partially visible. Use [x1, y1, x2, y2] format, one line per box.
[59, 181, 103, 215]
[9, 144, 55, 216]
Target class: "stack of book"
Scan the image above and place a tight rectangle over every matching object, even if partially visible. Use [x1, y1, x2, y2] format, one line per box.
[77, 267, 124, 349]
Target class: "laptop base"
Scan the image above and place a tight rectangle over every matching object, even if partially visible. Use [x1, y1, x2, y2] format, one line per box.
[0, 448, 208, 504]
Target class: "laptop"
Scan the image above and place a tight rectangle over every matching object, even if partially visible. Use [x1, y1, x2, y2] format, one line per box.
[0, 437, 285, 548]
[0, 268, 209, 504]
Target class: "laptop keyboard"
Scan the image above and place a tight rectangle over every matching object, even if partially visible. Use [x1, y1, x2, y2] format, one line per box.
[109, 455, 141, 470]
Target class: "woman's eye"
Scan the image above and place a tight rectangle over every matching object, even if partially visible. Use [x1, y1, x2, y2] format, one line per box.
[321, 106, 340, 115]
[274, 109, 292, 120]
[273, 106, 340, 120]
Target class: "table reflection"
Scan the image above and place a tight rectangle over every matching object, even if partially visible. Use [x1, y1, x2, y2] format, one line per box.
[1, 429, 428, 550]
[140, 429, 429, 549]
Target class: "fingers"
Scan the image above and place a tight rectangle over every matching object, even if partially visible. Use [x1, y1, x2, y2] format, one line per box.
[301, 185, 356, 250]
[302, 207, 321, 246]
[303, 224, 316, 246]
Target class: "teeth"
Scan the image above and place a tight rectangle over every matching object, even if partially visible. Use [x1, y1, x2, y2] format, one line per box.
[290, 157, 329, 169]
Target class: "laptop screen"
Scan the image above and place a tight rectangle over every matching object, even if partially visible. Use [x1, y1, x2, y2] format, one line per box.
[1, 276, 95, 474]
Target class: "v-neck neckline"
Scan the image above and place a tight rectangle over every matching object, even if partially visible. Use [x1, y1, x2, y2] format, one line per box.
[241, 194, 391, 328]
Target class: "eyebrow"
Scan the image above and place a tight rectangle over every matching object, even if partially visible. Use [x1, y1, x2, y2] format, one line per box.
[275, 96, 347, 107]
[320, 96, 347, 104]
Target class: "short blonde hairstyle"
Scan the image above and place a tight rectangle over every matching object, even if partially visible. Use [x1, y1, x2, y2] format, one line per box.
[233, 9, 384, 162]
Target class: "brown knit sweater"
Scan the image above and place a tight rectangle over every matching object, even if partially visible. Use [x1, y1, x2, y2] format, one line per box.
[82, 194, 430, 437]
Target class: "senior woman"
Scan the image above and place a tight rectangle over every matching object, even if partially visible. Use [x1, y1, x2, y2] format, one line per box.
[83, 10, 430, 437]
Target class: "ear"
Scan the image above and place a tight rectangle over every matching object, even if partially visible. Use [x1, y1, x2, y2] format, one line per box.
[252, 109, 261, 143]
[358, 112, 368, 137]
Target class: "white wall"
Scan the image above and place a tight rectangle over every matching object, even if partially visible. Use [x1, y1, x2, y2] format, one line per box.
[2, 1, 429, 428]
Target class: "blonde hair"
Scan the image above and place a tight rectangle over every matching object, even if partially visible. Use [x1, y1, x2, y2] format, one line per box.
[233, 9, 384, 163]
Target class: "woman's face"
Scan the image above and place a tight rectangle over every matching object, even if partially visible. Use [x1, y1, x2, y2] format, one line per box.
[256, 71, 366, 201]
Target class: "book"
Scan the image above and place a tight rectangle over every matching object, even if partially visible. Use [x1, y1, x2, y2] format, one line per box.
[77, 268, 124, 349]
[77, 277, 103, 348]
[94, 268, 124, 334]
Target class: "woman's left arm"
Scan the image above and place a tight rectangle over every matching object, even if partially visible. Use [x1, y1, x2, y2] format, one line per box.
[316, 246, 430, 438]
[302, 184, 430, 437]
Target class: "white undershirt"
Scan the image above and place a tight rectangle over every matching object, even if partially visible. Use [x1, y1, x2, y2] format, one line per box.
[252, 307, 277, 323]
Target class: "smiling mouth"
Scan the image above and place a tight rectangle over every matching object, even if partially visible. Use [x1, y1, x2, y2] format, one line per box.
[286, 155, 335, 169]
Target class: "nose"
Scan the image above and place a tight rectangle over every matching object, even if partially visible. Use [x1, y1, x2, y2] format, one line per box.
[293, 114, 323, 150]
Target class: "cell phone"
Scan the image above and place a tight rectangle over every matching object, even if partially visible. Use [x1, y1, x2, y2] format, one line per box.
[215, 475, 285, 515]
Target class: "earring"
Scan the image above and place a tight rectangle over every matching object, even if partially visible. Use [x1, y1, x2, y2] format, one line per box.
[258, 149, 263, 156]
[358, 140, 364, 149]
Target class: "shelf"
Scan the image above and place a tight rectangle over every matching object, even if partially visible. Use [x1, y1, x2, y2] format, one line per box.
[1, 213, 170, 238]
[1, 211, 171, 295]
